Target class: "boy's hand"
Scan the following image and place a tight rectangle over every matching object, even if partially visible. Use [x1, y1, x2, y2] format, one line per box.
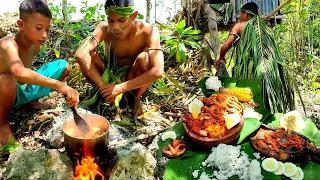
[99, 84, 123, 103]
[57, 82, 79, 108]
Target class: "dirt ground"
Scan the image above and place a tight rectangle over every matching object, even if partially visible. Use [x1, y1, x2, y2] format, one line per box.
[0, 13, 19, 38]
[0, 12, 319, 179]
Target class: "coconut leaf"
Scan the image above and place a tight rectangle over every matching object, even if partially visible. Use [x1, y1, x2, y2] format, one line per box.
[231, 16, 302, 114]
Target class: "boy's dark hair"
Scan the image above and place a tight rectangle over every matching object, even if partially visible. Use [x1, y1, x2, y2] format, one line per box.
[19, 0, 52, 20]
[242, 2, 259, 16]
[105, 0, 134, 11]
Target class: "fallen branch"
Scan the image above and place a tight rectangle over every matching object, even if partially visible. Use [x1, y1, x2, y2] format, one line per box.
[109, 129, 166, 148]
[138, 95, 185, 119]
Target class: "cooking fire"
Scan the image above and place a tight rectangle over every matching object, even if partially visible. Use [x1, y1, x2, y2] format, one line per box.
[74, 156, 104, 180]
[63, 114, 116, 180]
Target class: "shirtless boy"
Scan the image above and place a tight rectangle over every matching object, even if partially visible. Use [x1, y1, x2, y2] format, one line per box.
[215, 2, 259, 66]
[75, 0, 164, 115]
[0, 0, 79, 144]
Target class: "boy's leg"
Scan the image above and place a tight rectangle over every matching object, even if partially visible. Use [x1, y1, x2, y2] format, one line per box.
[126, 51, 151, 115]
[59, 63, 71, 81]
[78, 50, 107, 87]
[0, 74, 17, 144]
[23, 63, 71, 110]
[19, 60, 70, 109]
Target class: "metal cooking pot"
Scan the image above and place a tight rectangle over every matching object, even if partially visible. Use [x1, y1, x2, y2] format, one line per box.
[63, 114, 110, 157]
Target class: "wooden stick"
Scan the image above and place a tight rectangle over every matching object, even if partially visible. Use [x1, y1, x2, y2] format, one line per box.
[137, 95, 185, 119]
[264, 0, 293, 21]
[109, 129, 166, 148]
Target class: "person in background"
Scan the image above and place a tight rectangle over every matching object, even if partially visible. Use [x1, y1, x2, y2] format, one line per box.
[215, 2, 259, 67]
[75, 0, 164, 116]
[0, 0, 79, 144]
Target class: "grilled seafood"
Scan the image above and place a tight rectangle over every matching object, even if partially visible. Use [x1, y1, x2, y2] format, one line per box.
[202, 94, 244, 115]
[250, 125, 320, 166]
[182, 94, 245, 138]
[162, 140, 187, 158]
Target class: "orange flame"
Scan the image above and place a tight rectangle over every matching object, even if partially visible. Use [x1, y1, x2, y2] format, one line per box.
[74, 156, 104, 180]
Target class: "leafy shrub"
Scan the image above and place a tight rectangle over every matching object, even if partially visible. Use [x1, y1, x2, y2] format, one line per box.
[160, 20, 202, 63]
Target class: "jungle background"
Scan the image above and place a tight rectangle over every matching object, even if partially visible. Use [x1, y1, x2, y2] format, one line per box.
[0, 0, 319, 178]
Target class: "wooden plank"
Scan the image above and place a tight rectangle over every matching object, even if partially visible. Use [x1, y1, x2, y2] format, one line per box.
[264, 0, 292, 21]
[231, 0, 236, 22]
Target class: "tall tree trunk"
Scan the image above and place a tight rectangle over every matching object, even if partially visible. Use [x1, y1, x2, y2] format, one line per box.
[205, 4, 220, 60]
[62, 0, 69, 25]
[181, 0, 202, 29]
[146, 0, 151, 23]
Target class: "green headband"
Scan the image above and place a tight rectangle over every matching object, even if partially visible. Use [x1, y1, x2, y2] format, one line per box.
[241, 8, 257, 16]
[105, 6, 135, 17]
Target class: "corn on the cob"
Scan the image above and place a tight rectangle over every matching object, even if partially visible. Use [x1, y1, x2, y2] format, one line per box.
[219, 87, 253, 102]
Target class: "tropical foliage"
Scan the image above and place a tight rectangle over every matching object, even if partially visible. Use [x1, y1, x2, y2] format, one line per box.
[275, 0, 320, 96]
[160, 20, 202, 63]
[0, 138, 21, 154]
[229, 15, 299, 114]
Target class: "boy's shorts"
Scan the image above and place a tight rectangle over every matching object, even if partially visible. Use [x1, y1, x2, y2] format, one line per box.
[12, 59, 68, 108]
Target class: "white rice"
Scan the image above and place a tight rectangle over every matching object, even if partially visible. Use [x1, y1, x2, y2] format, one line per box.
[243, 108, 263, 120]
[249, 160, 263, 180]
[192, 170, 200, 178]
[205, 76, 222, 91]
[202, 144, 252, 180]
[253, 152, 261, 159]
[199, 172, 212, 180]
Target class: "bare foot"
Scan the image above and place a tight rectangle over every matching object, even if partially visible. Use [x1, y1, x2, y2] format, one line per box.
[132, 101, 143, 117]
[0, 125, 15, 145]
[21, 100, 51, 110]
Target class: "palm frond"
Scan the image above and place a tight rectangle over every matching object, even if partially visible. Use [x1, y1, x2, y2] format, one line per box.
[231, 16, 304, 113]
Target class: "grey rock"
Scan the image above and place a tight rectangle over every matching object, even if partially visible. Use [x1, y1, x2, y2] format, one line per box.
[109, 124, 132, 146]
[2, 148, 73, 180]
[0, 13, 19, 38]
[109, 143, 156, 180]
[4, 110, 158, 180]
[149, 135, 168, 179]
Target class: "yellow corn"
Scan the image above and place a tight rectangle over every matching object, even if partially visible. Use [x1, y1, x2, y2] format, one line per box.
[219, 87, 253, 102]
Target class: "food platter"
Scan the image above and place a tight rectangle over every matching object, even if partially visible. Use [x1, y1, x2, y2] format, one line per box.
[250, 124, 320, 163]
[182, 117, 244, 147]
[159, 76, 320, 180]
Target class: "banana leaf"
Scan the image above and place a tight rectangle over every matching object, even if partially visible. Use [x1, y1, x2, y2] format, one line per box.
[161, 123, 320, 180]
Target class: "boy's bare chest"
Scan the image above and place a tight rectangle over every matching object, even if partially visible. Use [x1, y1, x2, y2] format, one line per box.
[19, 48, 35, 68]
[107, 36, 147, 59]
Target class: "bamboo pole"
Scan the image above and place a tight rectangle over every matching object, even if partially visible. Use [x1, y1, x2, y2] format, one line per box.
[264, 0, 293, 21]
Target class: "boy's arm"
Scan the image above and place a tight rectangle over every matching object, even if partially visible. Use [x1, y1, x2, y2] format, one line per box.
[5, 46, 79, 107]
[216, 23, 241, 66]
[119, 26, 164, 92]
[99, 26, 164, 102]
[75, 22, 108, 87]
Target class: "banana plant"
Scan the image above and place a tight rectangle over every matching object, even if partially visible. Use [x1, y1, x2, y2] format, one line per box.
[160, 20, 202, 63]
